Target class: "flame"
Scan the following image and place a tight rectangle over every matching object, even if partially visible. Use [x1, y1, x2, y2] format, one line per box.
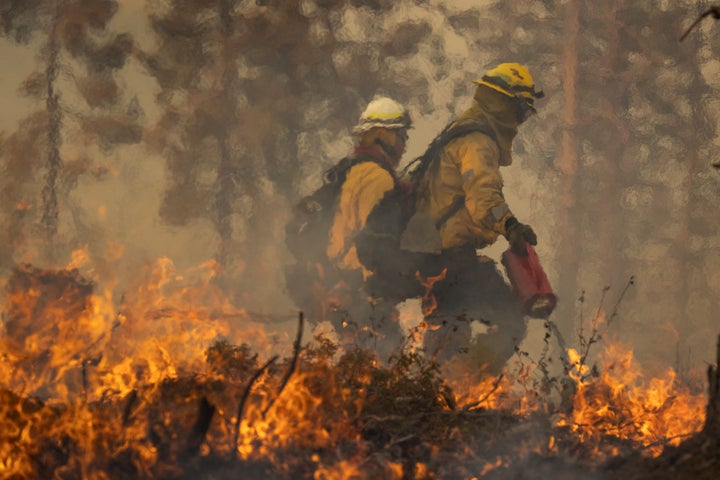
[479, 456, 503, 476]
[0, 252, 710, 478]
[556, 339, 706, 458]
[0, 252, 297, 477]
[416, 268, 447, 317]
[15, 201, 32, 211]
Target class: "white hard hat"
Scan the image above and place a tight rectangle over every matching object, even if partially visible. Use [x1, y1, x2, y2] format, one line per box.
[352, 96, 412, 135]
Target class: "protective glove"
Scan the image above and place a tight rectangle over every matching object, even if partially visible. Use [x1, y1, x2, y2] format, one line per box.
[505, 217, 537, 256]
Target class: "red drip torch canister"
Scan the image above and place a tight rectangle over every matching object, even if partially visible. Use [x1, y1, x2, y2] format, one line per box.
[501, 244, 557, 318]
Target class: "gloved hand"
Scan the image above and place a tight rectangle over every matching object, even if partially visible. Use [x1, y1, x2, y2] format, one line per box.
[505, 217, 537, 255]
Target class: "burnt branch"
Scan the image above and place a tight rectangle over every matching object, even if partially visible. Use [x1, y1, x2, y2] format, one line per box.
[262, 311, 304, 418]
[184, 396, 216, 456]
[233, 354, 278, 457]
[680, 6, 720, 42]
[461, 374, 504, 411]
[122, 390, 139, 426]
[704, 335, 720, 435]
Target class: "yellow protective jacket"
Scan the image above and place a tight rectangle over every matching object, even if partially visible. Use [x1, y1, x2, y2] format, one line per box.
[415, 86, 522, 250]
[326, 146, 397, 278]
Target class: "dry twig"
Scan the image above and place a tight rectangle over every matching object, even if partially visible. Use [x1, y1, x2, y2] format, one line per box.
[185, 396, 216, 456]
[680, 6, 720, 42]
[233, 354, 278, 456]
[462, 374, 504, 411]
[576, 277, 635, 381]
[262, 312, 304, 418]
[704, 335, 720, 434]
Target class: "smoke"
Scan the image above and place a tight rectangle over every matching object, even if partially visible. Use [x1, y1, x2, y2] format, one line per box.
[0, 0, 719, 376]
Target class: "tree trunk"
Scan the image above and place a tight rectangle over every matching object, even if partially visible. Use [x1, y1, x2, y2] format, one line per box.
[214, 0, 237, 271]
[554, 0, 581, 340]
[675, 6, 711, 371]
[41, 0, 62, 238]
[596, 0, 627, 315]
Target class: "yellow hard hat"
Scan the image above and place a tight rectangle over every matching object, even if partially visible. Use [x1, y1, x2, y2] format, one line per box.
[473, 63, 544, 103]
[352, 96, 412, 135]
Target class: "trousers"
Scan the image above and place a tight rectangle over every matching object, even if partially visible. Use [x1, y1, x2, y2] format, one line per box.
[422, 248, 526, 374]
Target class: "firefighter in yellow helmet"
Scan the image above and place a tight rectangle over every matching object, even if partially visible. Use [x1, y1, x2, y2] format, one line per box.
[322, 96, 414, 359]
[408, 62, 545, 373]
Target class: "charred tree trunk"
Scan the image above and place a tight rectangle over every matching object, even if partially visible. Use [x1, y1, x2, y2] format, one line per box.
[554, 0, 581, 340]
[215, 139, 235, 268]
[704, 335, 720, 435]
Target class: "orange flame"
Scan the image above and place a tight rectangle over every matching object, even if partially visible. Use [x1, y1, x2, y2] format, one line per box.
[416, 267, 447, 317]
[0, 251, 709, 478]
[557, 339, 706, 457]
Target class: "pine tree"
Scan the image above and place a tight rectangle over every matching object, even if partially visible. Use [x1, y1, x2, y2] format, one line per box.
[0, 0, 139, 261]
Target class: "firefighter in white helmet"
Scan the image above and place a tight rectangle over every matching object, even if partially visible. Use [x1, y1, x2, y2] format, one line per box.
[325, 96, 414, 359]
[285, 96, 414, 362]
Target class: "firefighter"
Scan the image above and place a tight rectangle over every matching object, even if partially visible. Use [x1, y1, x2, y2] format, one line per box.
[409, 62, 545, 373]
[324, 96, 414, 360]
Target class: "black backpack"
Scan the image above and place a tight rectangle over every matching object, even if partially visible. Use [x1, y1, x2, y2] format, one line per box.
[285, 157, 352, 265]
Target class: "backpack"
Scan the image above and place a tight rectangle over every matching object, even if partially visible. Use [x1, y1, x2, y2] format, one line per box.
[284, 154, 396, 319]
[285, 155, 397, 263]
[285, 156, 352, 265]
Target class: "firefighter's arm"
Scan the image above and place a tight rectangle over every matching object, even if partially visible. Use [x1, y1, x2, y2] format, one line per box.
[454, 133, 515, 236]
[455, 133, 537, 253]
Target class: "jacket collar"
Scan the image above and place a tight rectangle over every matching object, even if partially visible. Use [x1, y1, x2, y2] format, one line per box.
[353, 145, 395, 171]
[456, 86, 521, 166]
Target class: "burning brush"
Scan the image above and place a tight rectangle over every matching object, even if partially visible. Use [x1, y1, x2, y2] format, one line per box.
[0, 259, 716, 479]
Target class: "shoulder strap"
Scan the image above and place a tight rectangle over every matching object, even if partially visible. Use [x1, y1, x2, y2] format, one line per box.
[403, 121, 499, 230]
[403, 120, 498, 185]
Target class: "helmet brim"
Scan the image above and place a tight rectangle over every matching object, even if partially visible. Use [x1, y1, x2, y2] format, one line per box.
[473, 78, 544, 100]
[352, 122, 412, 135]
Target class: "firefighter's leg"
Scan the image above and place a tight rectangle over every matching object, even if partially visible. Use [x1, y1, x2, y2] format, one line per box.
[423, 313, 473, 362]
[329, 297, 368, 348]
[421, 263, 474, 362]
[367, 298, 405, 363]
[284, 263, 324, 324]
[469, 261, 528, 374]
[332, 288, 401, 353]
